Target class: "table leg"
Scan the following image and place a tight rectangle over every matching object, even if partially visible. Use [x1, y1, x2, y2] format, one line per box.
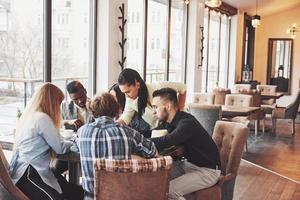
[68, 161, 81, 185]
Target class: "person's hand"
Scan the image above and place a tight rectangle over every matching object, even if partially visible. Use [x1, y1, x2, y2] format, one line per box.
[73, 119, 84, 131]
[116, 119, 127, 126]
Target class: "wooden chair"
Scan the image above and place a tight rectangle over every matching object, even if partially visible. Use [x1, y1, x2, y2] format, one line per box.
[94, 156, 173, 200]
[0, 147, 29, 200]
[193, 121, 248, 200]
[188, 104, 221, 136]
[272, 89, 300, 136]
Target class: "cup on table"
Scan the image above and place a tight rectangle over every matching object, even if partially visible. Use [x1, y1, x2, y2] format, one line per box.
[61, 129, 74, 139]
[151, 129, 168, 138]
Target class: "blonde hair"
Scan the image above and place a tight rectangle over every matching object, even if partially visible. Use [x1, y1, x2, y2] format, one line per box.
[16, 83, 64, 138]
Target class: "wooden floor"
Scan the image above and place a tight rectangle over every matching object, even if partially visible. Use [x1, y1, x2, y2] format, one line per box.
[243, 115, 300, 181]
[234, 160, 300, 200]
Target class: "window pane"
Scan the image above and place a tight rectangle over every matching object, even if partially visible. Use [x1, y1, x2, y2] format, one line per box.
[51, 0, 91, 96]
[207, 11, 220, 92]
[218, 14, 229, 88]
[146, 0, 168, 83]
[169, 1, 186, 82]
[126, 0, 145, 77]
[0, 0, 43, 137]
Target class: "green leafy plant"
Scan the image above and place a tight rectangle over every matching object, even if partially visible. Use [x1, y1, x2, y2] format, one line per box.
[17, 108, 22, 119]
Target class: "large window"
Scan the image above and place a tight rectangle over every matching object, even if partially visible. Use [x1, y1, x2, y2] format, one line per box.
[201, 8, 231, 92]
[52, 0, 91, 96]
[0, 0, 95, 140]
[127, 0, 188, 83]
[0, 0, 43, 137]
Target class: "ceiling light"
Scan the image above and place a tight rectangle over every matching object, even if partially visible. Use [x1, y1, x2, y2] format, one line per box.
[205, 0, 222, 8]
[252, 0, 261, 28]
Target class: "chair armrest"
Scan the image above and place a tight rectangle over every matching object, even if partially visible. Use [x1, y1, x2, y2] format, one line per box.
[272, 107, 286, 118]
[217, 173, 236, 186]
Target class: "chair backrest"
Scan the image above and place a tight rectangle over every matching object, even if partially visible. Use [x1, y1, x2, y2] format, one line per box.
[0, 147, 29, 200]
[193, 93, 215, 105]
[225, 94, 253, 107]
[94, 156, 173, 200]
[257, 85, 277, 105]
[212, 121, 248, 175]
[234, 84, 251, 93]
[285, 89, 300, 119]
[238, 89, 261, 107]
[188, 104, 221, 136]
[213, 88, 231, 105]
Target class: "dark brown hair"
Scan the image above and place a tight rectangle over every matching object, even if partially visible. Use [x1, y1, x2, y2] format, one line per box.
[87, 92, 120, 118]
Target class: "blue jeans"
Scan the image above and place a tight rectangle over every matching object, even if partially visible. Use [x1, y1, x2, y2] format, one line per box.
[128, 113, 151, 133]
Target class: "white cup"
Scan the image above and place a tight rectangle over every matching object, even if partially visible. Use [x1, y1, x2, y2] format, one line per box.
[61, 129, 74, 138]
[151, 129, 168, 138]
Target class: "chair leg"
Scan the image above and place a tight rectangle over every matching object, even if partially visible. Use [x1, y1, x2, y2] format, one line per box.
[292, 119, 295, 136]
[272, 118, 276, 136]
[262, 119, 265, 133]
[255, 120, 258, 137]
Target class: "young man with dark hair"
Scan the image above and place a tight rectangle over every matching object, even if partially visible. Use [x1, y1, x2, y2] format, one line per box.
[62, 81, 93, 130]
[76, 92, 157, 199]
[150, 88, 221, 200]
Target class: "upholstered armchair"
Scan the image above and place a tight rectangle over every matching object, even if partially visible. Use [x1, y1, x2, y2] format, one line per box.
[272, 89, 300, 136]
[213, 88, 231, 105]
[193, 121, 248, 200]
[0, 147, 30, 200]
[193, 93, 215, 105]
[188, 104, 221, 136]
[234, 84, 252, 93]
[257, 85, 277, 114]
[239, 90, 266, 135]
[94, 156, 173, 200]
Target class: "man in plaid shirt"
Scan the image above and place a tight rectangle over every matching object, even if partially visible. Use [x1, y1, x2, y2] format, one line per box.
[77, 92, 157, 199]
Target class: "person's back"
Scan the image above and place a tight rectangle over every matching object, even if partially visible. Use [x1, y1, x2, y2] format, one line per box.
[77, 93, 157, 199]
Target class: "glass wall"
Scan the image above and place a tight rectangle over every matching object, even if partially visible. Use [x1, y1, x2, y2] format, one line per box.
[201, 8, 231, 92]
[0, 0, 95, 140]
[0, 0, 44, 136]
[52, 0, 91, 97]
[127, 0, 188, 83]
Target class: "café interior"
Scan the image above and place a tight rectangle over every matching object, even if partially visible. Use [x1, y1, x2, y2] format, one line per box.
[0, 0, 300, 199]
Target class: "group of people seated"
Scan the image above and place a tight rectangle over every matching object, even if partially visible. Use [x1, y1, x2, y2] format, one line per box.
[8, 68, 221, 200]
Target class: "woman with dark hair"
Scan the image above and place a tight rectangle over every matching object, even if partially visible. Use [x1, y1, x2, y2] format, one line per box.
[109, 83, 126, 112]
[117, 68, 186, 133]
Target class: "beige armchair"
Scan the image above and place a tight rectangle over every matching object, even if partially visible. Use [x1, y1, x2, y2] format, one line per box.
[94, 156, 173, 200]
[272, 89, 300, 136]
[257, 85, 277, 114]
[193, 121, 248, 200]
[0, 147, 30, 200]
[213, 88, 231, 105]
[224, 94, 253, 107]
[193, 93, 215, 105]
[234, 84, 252, 93]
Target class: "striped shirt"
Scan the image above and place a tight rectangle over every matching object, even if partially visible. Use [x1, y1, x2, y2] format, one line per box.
[77, 116, 157, 199]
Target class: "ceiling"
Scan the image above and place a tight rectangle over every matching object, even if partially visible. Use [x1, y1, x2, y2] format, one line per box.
[223, 0, 300, 16]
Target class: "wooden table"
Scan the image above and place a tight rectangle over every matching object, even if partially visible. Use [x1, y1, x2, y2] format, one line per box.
[261, 92, 284, 100]
[56, 152, 81, 185]
[221, 106, 260, 118]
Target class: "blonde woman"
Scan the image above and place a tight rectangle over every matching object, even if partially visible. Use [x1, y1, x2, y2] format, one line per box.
[9, 83, 83, 200]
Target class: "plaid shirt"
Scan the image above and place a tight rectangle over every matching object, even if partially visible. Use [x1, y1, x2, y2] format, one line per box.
[77, 116, 157, 199]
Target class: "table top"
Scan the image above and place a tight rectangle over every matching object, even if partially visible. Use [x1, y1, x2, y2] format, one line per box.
[261, 92, 284, 99]
[221, 106, 260, 116]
